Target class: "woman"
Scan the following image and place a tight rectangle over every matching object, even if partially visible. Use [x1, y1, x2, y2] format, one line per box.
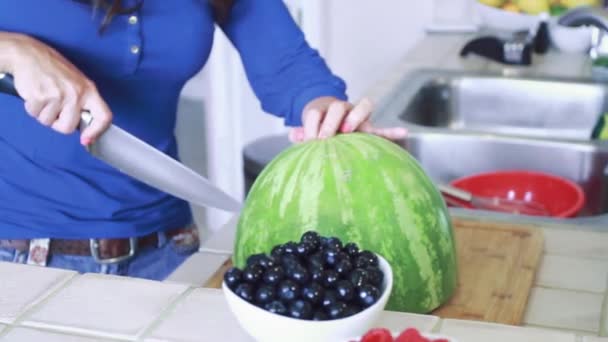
[0, 0, 406, 280]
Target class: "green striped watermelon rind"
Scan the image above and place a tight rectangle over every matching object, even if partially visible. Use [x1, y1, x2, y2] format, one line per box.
[233, 133, 458, 314]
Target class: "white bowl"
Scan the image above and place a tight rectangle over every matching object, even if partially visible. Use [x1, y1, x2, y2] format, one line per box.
[475, 2, 541, 31]
[549, 21, 592, 53]
[223, 254, 394, 342]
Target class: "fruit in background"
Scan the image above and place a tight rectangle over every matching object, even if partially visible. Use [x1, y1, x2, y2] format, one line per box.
[478, 0, 507, 6]
[233, 133, 458, 313]
[502, 2, 522, 12]
[515, 0, 550, 14]
[561, 0, 600, 8]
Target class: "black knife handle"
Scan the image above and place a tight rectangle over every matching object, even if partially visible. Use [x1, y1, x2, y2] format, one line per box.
[0, 73, 20, 98]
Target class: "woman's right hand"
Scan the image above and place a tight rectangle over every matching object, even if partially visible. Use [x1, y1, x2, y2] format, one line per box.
[0, 32, 112, 146]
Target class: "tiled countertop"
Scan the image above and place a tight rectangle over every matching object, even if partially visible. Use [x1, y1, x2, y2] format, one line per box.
[1, 216, 608, 341]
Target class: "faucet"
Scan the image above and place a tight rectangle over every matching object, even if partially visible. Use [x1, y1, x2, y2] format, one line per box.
[559, 6, 608, 60]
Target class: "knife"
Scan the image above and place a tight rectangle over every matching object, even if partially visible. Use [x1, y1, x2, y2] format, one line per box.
[0, 73, 242, 213]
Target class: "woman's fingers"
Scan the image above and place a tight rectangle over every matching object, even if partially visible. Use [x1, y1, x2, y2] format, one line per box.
[80, 90, 112, 145]
[37, 100, 61, 126]
[318, 101, 352, 139]
[341, 98, 373, 133]
[288, 127, 305, 143]
[303, 108, 322, 141]
[24, 100, 44, 118]
[52, 97, 81, 134]
[359, 121, 408, 140]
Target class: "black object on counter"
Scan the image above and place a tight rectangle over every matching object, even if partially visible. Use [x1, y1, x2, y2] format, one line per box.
[534, 20, 551, 54]
[460, 34, 533, 65]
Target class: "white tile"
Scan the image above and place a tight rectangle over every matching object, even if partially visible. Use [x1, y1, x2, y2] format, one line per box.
[0, 324, 5, 334]
[200, 216, 238, 254]
[0, 262, 75, 324]
[22, 273, 188, 341]
[440, 319, 577, 342]
[543, 228, 608, 259]
[166, 252, 230, 286]
[144, 288, 252, 342]
[524, 287, 603, 333]
[0, 327, 108, 342]
[376, 311, 439, 333]
[584, 337, 608, 342]
[536, 255, 608, 293]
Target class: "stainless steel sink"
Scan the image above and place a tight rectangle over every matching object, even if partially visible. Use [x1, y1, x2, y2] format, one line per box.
[399, 132, 608, 218]
[372, 68, 608, 227]
[379, 69, 608, 141]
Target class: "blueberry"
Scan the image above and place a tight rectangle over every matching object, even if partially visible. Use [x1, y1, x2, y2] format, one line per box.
[301, 231, 321, 250]
[327, 301, 348, 319]
[288, 300, 313, 320]
[283, 241, 298, 255]
[271, 245, 285, 258]
[308, 252, 325, 269]
[324, 237, 343, 250]
[312, 310, 329, 321]
[309, 265, 324, 282]
[357, 284, 381, 307]
[343, 242, 360, 257]
[264, 300, 288, 315]
[242, 264, 264, 283]
[277, 280, 300, 301]
[343, 304, 361, 317]
[234, 283, 255, 302]
[263, 266, 284, 285]
[295, 242, 313, 257]
[322, 248, 341, 266]
[223, 267, 242, 289]
[287, 264, 310, 284]
[355, 250, 379, 268]
[255, 285, 276, 305]
[334, 258, 353, 276]
[321, 289, 338, 308]
[246, 253, 266, 267]
[280, 254, 301, 268]
[301, 282, 324, 305]
[366, 267, 384, 287]
[321, 269, 339, 288]
[335, 280, 355, 302]
[349, 268, 370, 287]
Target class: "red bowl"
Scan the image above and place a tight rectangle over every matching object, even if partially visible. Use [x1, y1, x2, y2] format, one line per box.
[448, 170, 585, 218]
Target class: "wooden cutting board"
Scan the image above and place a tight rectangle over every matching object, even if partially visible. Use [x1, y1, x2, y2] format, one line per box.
[203, 218, 544, 326]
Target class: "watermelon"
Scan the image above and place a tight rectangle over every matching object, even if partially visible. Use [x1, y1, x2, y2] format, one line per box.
[233, 133, 458, 313]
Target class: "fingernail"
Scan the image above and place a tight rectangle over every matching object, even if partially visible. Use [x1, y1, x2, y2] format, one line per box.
[81, 137, 92, 146]
[340, 122, 352, 133]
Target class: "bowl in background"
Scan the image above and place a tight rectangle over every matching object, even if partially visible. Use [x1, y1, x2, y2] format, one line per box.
[223, 254, 394, 342]
[549, 21, 592, 53]
[474, 2, 541, 31]
[449, 170, 585, 218]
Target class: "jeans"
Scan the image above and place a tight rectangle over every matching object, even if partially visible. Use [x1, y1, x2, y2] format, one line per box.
[0, 229, 200, 281]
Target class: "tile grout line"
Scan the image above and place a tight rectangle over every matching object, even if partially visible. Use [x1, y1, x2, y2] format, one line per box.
[523, 323, 599, 336]
[10, 271, 79, 327]
[532, 284, 607, 296]
[136, 286, 197, 341]
[431, 318, 443, 334]
[599, 273, 608, 337]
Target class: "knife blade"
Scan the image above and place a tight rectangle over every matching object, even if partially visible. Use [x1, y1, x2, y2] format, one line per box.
[0, 73, 242, 213]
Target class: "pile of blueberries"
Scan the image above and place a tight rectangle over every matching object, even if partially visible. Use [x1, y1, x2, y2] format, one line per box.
[224, 231, 385, 321]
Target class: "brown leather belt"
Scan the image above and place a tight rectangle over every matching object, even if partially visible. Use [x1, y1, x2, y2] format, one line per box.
[0, 226, 199, 263]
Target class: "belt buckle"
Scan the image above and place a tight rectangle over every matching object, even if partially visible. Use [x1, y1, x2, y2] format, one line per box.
[89, 238, 137, 264]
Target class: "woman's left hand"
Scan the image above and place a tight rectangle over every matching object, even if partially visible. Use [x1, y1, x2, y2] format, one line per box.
[288, 96, 407, 143]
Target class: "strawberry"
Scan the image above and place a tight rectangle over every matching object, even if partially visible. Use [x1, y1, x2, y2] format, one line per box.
[395, 328, 427, 342]
[361, 328, 394, 342]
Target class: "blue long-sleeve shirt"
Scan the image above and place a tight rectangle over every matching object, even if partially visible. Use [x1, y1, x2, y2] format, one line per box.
[0, 0, 347, 239]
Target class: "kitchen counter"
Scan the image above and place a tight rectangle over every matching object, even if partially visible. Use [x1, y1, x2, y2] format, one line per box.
[0, 215, 607, 341]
